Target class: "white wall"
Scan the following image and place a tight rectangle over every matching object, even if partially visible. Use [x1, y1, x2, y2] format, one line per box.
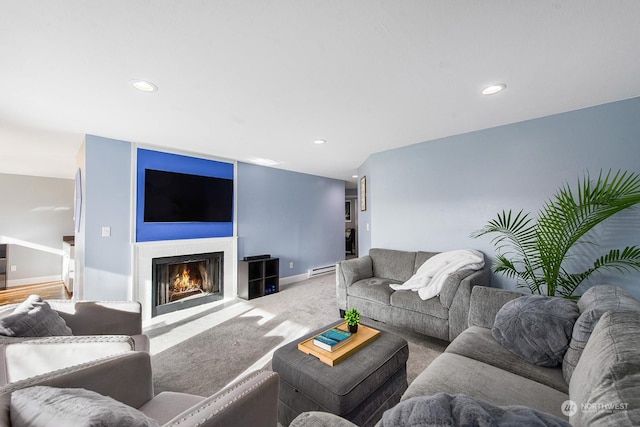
[0, 173, 74, 286]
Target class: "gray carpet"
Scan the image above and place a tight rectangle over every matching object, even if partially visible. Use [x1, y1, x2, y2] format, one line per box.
[147, 273, 447, 397]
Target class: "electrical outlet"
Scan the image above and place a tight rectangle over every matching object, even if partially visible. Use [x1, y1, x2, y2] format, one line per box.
[101, 226, 111, 237]
[289, 261, 294, 269]
[10, 265, 17, 272]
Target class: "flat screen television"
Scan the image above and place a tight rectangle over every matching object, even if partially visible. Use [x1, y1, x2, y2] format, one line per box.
[144, 169, 233, 222]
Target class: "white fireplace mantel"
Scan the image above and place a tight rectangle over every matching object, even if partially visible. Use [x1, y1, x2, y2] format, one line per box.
[133, 237, 237, 320]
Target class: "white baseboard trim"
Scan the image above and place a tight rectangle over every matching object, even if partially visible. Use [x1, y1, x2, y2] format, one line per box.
[7, 275, 62, 288]
[280, 273, 309, 286]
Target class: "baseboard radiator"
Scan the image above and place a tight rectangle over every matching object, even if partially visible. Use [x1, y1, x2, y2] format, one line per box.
[308, 264, 336, 278]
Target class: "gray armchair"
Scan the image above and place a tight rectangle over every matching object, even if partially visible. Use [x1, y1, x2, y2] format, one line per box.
[0, 352, 280, 427]
[0, 299, 149, 385]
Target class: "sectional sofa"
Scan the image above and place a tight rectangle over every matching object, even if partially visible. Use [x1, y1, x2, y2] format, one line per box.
[292, 284, 640, 426]
[336, 248, 490, 341]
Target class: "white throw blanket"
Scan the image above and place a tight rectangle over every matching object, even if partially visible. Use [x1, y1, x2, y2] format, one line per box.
[389, 249, 484, 301]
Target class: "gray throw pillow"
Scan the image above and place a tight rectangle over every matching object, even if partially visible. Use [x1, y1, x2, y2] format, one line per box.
[10, 386, 159, 427]
[378, 393, 570, 426]
[492, 295, 579, 367]
[0, 294, 72, 337]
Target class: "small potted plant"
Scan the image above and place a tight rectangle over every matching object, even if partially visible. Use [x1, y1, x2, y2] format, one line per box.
[344, 308, 360, 333]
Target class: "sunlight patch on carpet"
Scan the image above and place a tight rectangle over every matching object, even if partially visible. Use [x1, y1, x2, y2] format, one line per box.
[148, 301, 254, 355]
[240, 307, 276, 326]
[224, 319, 310, 388]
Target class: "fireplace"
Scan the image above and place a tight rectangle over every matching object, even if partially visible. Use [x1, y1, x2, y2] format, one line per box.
[152, 251, 224, 317]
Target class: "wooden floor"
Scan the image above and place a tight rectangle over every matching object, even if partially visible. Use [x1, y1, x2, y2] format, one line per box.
[0, 281, 71, 306]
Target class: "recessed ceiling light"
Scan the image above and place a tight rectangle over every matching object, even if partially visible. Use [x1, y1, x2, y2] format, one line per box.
[481, 83, 506, 95]
[131, 79, 158, 92]
[352, 175, 358, 179]
[249, 157, 279, 166]
[313, 139, 327, 145]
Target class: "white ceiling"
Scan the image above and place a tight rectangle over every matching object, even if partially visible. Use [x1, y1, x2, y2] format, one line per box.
[1, 1, 639, 186]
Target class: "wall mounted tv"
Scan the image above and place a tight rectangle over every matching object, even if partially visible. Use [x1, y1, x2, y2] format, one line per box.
[136, 148, 234, 242]
[144, 169, 233, 223]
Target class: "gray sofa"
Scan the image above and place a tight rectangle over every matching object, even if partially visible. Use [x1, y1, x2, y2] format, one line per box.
[336, 248, 491, 341]
[293, 284, 640, 426]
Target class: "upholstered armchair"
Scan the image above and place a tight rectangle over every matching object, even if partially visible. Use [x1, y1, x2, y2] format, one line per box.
[0, 297, 148, 385]
[0, 352, 279, 427]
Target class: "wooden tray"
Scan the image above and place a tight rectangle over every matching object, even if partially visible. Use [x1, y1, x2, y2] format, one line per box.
[298, 322, 380, 366]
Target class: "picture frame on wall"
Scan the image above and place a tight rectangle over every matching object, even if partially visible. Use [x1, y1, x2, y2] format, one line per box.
[345, 200, 352, 222]
[360, 176, 367, 211]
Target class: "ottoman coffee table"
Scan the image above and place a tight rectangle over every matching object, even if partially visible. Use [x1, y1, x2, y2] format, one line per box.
[272, 320, 409, 427]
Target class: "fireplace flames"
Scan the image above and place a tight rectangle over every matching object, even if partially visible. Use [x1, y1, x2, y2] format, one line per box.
[172, 266, 203, 294]
[153, 253, 223, 315]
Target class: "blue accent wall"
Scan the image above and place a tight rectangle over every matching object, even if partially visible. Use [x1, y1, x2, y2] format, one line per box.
[79, 138, 345, 298]
[237, 162, 344, 277]
[136, 149, 234, 242]
[360, 97, 640, 297]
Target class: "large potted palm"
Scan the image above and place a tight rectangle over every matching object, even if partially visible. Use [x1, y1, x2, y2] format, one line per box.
[472, 169, 640, 299]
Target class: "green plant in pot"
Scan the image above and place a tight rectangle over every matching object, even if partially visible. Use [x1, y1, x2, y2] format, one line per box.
[472, 169, 640, 299]
[344, 308, 360, 333]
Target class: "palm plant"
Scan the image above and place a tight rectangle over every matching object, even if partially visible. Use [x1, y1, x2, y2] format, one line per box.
[471, 169, 640, 298]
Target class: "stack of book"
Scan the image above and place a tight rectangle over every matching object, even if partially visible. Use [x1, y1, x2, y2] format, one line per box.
[312, 328, 353, 352]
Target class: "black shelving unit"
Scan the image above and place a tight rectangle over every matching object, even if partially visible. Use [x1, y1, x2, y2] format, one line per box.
[238, 257, 279, 300]
[0, 244, 6, 290]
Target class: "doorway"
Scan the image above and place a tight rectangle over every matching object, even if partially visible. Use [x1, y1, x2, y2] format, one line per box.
[345, 189, 358, 259]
